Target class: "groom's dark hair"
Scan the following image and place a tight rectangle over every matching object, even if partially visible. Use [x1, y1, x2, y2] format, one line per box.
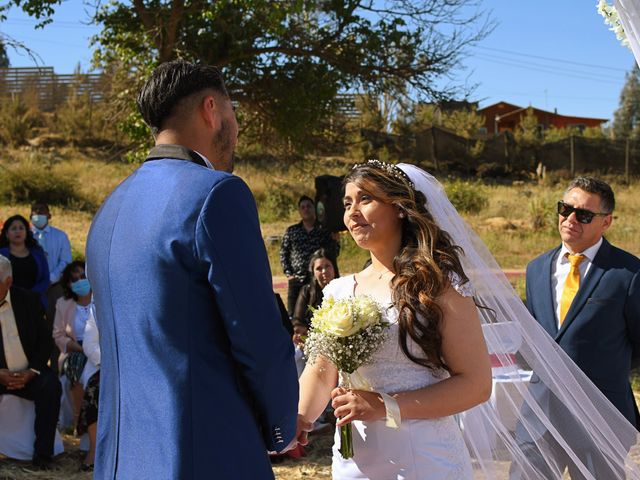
[137, 60, 228, 136]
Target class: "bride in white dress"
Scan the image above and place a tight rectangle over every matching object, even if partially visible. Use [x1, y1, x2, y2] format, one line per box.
[297, 160, 492, 479]
[295, 161, 640, 480]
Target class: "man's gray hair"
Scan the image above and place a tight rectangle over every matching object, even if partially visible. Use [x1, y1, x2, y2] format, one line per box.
[0, 254, 12, 281]
[565, 176, 615, 213]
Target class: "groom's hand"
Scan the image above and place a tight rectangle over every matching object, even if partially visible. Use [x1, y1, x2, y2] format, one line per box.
[279, 415, 313, 453]
[331, 387, 385, 426]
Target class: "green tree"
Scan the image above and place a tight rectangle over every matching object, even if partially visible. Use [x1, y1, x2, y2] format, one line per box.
[441, 108, 484, 139]
[613, 65, 640, 139]
[582, 126, 606, 139]
[5, 0, 492, 151]
[543, 125, 572, 143]
[513, 107, 541, 146]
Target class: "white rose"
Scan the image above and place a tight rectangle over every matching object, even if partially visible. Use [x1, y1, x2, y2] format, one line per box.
[324, 302, 360, 337]
[357, 298, 382, 328]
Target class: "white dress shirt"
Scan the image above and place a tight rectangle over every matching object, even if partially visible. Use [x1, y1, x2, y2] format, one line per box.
[82, 307, 100, 368]
[551, 237, 603, 328]
[74, 302, 93, 343]
[194, 150, 214, 170]
[31, 224, 72, 283]
[0, 291, 29, 372]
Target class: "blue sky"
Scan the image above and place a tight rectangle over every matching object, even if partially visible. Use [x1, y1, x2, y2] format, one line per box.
[1, 0, 636, 123]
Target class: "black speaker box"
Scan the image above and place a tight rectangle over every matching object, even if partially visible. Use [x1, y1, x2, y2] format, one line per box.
[314, 175, 345, 233]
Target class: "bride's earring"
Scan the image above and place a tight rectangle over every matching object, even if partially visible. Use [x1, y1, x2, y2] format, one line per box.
[398, 212, 405, 218]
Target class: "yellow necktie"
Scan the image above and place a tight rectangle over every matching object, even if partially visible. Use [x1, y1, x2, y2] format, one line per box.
[559, 253, 586, 325]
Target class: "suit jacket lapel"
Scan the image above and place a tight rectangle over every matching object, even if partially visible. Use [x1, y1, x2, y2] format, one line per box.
[538, 247, 560, 337]
[556, 238, 609, 341]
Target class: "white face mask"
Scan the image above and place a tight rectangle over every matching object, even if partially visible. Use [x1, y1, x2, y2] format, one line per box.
[31, 214, 48, 229]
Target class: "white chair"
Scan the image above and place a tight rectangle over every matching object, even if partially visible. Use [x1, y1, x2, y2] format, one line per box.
[0, 394, 64, 460]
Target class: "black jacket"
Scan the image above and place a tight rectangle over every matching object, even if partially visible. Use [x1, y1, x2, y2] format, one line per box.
[0, 286, 51, 372]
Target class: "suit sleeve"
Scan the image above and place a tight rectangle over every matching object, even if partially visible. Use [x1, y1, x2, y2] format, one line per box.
[30, 294, 51, 371]
[625, 269, 640, 346]
[524, 263, 535, 318]
[195, 176, 299, 452]
[50, 230, 72, 283]
[32, 248, 50, 301]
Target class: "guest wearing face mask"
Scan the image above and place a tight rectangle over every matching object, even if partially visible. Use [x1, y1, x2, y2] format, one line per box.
[30, 204, 72, 287]
[52, 261, 97, 430]
[31, 203, 72, 375]
[0, 215, 50, 309]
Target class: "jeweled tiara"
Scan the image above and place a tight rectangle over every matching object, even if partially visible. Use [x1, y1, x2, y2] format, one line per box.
[352, 159, 415, 190]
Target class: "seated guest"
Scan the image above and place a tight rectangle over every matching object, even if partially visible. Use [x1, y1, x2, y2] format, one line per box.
[0, 254, 61, 470]
[52, 260, 95, 428]
[0, 215, 50, 308]
[292, 248, 337, 327]
[293, 249, 337, 434]
[275, 292, 293, 337]
[31, 202, 73, 375]
[77, 308, 100, 472]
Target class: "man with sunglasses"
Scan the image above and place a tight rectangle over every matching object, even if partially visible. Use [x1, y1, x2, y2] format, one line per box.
[520, 176, 640, 478]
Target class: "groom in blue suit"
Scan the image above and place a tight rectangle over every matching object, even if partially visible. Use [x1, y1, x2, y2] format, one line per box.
[86, 61, 303, 479]
[519, 176, 640, 478]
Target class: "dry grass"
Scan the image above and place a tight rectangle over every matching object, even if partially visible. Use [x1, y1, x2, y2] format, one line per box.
[2, 153, 640, 272]
[272, 430, 333, 479]
[0, 434, 91, 480]
[0, 431, 334, 480]
[4, 425, 640, 479]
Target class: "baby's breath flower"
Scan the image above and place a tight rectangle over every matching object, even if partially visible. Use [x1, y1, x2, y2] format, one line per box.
[598, 0, 630, 48]
[306, 296, 388, 374]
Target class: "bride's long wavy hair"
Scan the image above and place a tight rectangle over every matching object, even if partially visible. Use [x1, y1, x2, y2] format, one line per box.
[344, 163, 469, 371]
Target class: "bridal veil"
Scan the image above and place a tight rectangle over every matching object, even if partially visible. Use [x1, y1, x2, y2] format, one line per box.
[397, 163, 640, 479]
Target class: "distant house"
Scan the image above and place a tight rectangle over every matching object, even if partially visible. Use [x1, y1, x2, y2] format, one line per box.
[478, 101, 608, 136]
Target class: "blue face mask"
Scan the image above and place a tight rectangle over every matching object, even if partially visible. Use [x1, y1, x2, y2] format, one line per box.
[71, 278, 91, 297]
[31, 214, 48, 230]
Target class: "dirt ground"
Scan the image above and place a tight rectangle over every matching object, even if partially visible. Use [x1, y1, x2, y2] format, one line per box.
[3, 428, 640, 479]
[0, 429, 335, 480]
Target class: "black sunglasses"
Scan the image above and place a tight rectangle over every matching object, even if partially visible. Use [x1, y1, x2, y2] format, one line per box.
[557, 201, 609, 224]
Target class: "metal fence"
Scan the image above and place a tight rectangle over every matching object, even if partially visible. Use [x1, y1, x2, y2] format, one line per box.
[0, 67, 105, 111]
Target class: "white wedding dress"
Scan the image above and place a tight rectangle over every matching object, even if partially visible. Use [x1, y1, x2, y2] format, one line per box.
[324, 275, 474, 480]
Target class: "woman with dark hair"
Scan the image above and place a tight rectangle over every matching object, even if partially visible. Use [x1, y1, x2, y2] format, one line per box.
[0, 214, 49, 307]
[52, 260, 97, 437]
[296, 161, 640, 480]
[297, 161, 492, 478]
[292, 248, 338, 328]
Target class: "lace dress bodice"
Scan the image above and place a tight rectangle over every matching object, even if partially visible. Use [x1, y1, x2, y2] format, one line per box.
[322, 274, 474, 394]
[323, 274, 475, 480]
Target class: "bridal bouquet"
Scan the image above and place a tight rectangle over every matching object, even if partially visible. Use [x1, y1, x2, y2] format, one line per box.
[305, 295, 389, 459]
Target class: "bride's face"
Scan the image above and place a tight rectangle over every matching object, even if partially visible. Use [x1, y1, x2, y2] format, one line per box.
[343, 182, 402, 251]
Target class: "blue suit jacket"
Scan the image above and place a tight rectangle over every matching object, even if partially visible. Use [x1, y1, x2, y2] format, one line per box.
[86, 146, 299, 479]
[525, 237, 640, 427]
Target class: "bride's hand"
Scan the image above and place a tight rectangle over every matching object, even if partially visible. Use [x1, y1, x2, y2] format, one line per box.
[331, 387, 385, 426]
